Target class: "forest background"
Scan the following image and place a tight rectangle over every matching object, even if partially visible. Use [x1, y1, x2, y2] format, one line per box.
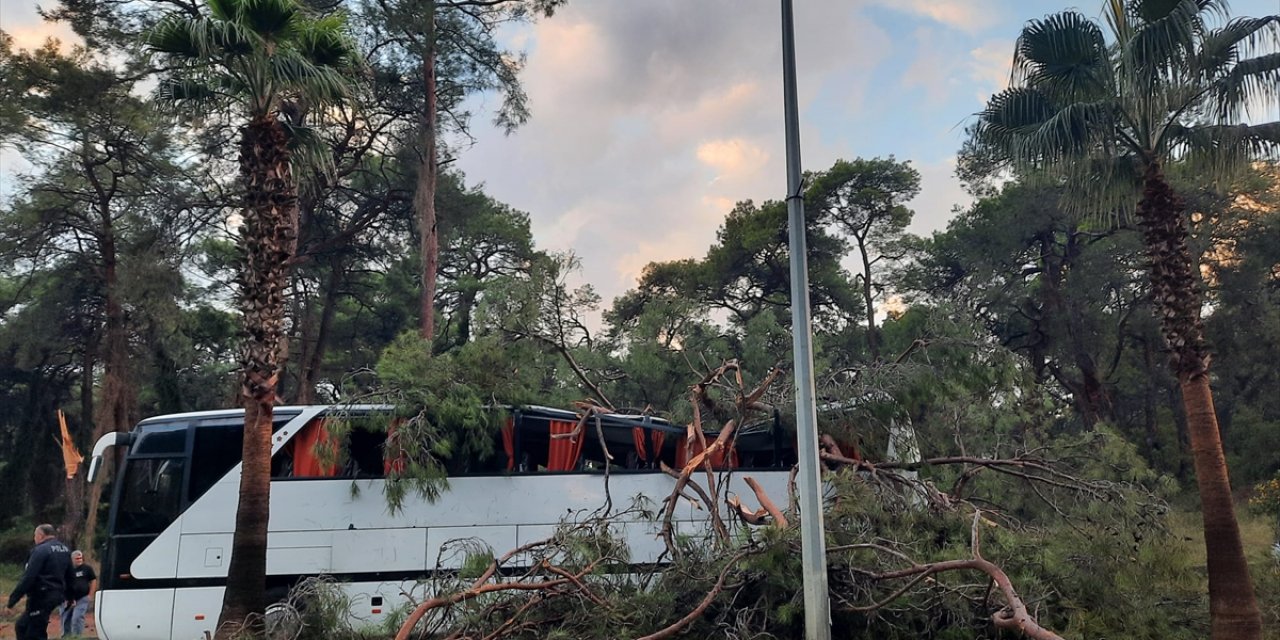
[2, 0, 1280, 637]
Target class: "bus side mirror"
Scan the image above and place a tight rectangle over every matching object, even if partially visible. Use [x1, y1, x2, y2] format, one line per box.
[87, 431, 133, 482]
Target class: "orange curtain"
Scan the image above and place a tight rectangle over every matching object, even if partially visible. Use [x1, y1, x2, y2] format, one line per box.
[651, 430, 666, 462]
[502, 420, 516, 471]
[632, 428, 648, 463]
[289, 419, 339, 477]
[835, 439, 862, 462]
[674, 433, 737, 470]
[383, 420, 407, 476]
[713, 444, 739, 469]
[546, 420, 585, 471]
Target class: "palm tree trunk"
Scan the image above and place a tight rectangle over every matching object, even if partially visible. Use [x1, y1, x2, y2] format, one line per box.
[217, 115, 297, 639]
[416, 0, 439, 341]
[1138, 161, 1262, 640]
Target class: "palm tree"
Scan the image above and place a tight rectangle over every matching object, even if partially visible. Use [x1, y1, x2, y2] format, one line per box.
[145, 0, 356, 635]
[974, 1, 1279, 637]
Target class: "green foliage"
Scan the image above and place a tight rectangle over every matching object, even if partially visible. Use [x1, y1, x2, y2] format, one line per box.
[1250, 475, 1280, 519]
[374, 332, 537, 511]
[630, 197, 858, 332]
[271, 576, 363, 640]
[974, 0, 1280, 216]
[147, 0, 358, 122]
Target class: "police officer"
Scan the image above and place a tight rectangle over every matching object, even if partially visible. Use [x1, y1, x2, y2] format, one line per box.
[3, 524, 74, 640]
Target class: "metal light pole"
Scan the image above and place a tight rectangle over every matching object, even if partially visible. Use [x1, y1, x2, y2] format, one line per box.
[780, 1, 832, 639]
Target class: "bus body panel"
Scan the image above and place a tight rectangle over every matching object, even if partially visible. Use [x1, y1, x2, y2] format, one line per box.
[169, 587, 223, 640]
[97, 588, 175, 640]
[165, 581, 420, 640]
[163, 472, 787, 580]
[94, 405, 796, 640]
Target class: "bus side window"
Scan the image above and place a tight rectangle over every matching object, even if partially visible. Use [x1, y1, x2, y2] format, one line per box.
[191, 416, 292, 499]
[189, 422, 244, 502]
[289, 419, 341, 478]
[348, 425, 388, 478]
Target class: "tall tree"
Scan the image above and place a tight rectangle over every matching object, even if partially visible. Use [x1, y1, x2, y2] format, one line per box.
[436, 172, 536, 349]
[809, 157, 920, 360]
[0, 36, 209, 553]
[638, 199, 858, 331]
[973, 1, 1280, 636]
[364, 0, 563, 342]
[903, 183, 1146, 427]
[145, 0, 357, 632]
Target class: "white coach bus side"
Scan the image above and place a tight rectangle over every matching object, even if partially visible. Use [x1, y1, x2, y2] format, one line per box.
[87, 405, 795, 640]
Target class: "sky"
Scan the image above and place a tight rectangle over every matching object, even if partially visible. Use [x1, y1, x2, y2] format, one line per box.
[2, 0, 1277, 307]
[445, 0, 1276, 304]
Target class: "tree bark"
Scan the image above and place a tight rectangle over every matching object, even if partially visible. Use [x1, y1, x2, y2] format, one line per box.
[1182, 375, 1261, 639]
[60, 471, 85, 552]
[856, 234, 879, 360]
[455, 284, 477, 347]
[217, 115, 297, 639]
[296, 262, 341, 404]
[1038, 231, 1112, 427]
[63, 343, 95, 551]
[416, 0, 439, 342]
[1138, 161, 1262, 640]
[82, 213, 134, 565]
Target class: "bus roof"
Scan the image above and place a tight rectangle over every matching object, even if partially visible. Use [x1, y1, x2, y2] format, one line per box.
[135, 405, 392, 426]
[133, 403, 777, 436]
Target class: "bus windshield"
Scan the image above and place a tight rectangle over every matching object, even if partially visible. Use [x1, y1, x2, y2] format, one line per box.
[115, 457, 186, 535]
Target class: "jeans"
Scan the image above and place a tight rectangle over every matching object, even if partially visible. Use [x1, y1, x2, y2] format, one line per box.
[59, 596, 90, 638]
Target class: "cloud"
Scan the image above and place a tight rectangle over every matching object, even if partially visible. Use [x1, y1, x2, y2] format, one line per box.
[870, 0, 1003, 33]
[902, 32, 1015, 107]
[456, 0, 894, 309]
[902, 28, 960, 103]
[696, 138, 769, 177]
[3, 0, 82, 53]
[907, 157, 971, 235]
[968, 40, 1013, 101]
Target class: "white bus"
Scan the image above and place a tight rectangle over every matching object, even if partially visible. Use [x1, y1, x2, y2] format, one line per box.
[86, 404, 795, 640]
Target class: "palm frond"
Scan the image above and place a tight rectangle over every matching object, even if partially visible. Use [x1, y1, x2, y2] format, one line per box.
[145, 17, 206, 58]
[295, 15, 358, 69]
[207, 0, 239, 22]
[1132, 0, 1228, 23]
[147, 16, 257, 61]
[270, 49, 352, 105]
[237, 0, 301, 42]
[1013, 11, 1110, 100]
[1106, 0, 1133, 44]
[1021, 101, 1119, 164]
[976, 87, 1060, 158]
[282, 121, 336, 184]
[211, 19, 257, 57]
[1195, 16, 1280, 74]
[1124, 0, 1212, 73]
[1062, 152, 1145, 221]
[1208, 52, 1280, 120]
[147, 0, 357, 127]
[157, 78, 219, 103]
[1167, 121, 1280, 177]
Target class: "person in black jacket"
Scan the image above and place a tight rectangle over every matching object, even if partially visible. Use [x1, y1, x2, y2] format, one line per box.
[3, 524, 74, 640]
[60, 551, 95, 638]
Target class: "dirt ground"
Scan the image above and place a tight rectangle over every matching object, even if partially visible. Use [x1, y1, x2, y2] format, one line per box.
[0, 610, 96, 639]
